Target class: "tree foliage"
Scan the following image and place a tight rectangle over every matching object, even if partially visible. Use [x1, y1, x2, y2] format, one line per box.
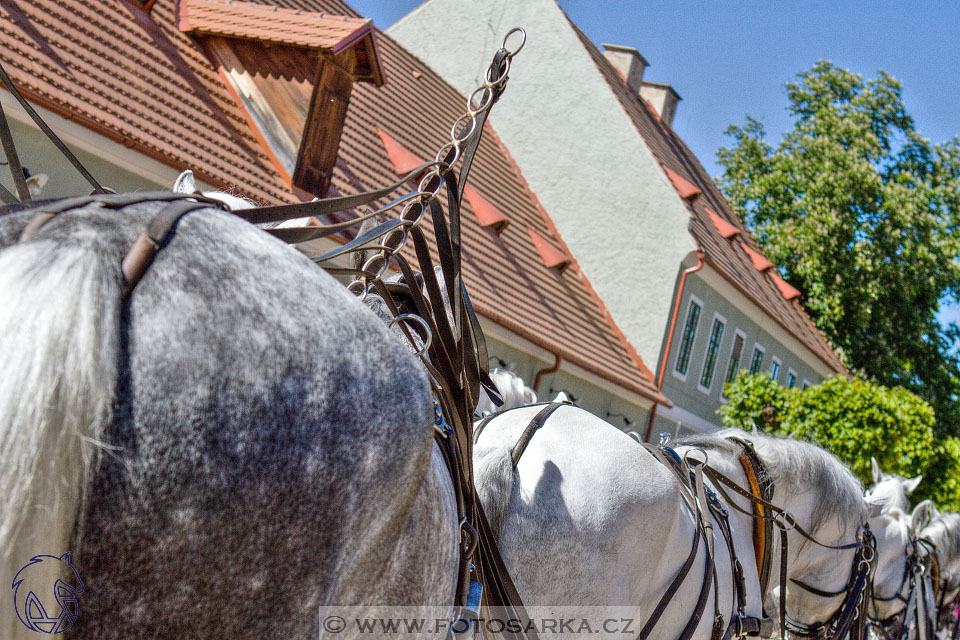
[720, 373, 960, 511]
[717, 61, 960, 436]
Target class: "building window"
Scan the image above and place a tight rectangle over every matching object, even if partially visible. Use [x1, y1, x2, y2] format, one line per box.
[786, 369, 797, 389]
[699, 315, 726, 391]
[674, 297, 702, 378]
[770, 357, 782, 383]
[802, 379, 812, 390]
[724, 332, 745, 385]
[749, 345, 765, 374]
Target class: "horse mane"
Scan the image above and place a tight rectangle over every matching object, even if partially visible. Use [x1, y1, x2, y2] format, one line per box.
[675, 429, 866, 538]
[922, 512, 960, 560]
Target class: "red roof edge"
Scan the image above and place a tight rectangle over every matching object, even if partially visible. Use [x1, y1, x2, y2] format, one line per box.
[527, 227, 572, 273]
[463, 184, 509, 234]
[706, 207, 740, 240]
[771, 272, 802, 301]
[376, 128, 425, 176]
[663, 165, 701, 202]
[741, 242, 774, 272]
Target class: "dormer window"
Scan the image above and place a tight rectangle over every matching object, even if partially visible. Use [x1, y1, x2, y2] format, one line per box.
[125, 0, 157, 12]
[179, 0, 384, 197]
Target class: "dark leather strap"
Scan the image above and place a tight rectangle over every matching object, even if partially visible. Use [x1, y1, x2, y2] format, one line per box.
[510, 402, 564, 467]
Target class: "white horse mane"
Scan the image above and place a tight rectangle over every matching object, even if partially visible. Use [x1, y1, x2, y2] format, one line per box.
[475, 368, 537, 416]
[677, 428, 867, 536]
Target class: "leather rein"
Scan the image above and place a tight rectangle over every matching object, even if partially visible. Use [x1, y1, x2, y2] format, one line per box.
[1, 31, 540, 640]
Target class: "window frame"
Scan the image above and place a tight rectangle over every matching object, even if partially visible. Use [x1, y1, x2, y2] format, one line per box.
[697, 312, 727, 394]
[721, 328, 747, 399]
[786, 368, 798, 389]
[802, 379, 812, 391]
[748, 343, 766, 375]
[770, 356, 782, 383]
[672, 294, 704, 382]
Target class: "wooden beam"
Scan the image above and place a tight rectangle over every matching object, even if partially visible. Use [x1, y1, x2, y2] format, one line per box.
[293, 51, 356, 196]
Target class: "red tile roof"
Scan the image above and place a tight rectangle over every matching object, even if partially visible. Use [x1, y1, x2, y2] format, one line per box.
[179, 0, 373, 53]
[568, 16, 845, 375]
[527, 228, 571, 273]
[706, 207, 740, 239]
[0, 0, 667, 403]
[742, 243, 774, 272]
[463, 184, 509, 233]
[376, 127, 424, 175]
[663, 165, 701, 202]
[771, 272, 802, 301]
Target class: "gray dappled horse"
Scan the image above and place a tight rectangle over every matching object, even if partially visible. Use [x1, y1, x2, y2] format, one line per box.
[0, 198, 459, 639]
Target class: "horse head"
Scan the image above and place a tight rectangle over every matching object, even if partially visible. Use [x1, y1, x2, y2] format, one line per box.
[865, 456, 922, 515]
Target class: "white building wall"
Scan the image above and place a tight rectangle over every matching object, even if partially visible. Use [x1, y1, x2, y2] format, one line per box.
[390, 0, 698, 370]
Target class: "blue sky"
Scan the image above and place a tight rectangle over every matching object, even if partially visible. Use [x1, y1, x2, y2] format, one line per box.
[353, 1, 960, 179]
[352, 0, 960, 326]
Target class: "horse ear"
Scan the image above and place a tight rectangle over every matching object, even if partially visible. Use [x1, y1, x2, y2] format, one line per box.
[911, 500, 936, 536]
[871, 457, 882, 485]
[902, 475, 922, 495]
[351, 218, 378, 274]
[173, 169, 198, 194]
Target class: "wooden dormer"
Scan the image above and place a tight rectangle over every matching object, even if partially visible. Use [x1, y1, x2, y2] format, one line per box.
[179, 0, 384, 197]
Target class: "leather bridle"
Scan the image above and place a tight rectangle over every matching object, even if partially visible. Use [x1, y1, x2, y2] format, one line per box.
[697, 440, 877, 640]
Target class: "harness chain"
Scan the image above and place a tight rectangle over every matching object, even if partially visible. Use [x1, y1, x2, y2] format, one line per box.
[3, 31, 538, 640]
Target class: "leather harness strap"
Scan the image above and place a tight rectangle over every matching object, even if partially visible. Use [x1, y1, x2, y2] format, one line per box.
[510, 402, 565, 467]
[730, 438, 775, 603]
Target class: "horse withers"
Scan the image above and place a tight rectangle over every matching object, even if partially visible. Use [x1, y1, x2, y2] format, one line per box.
[0, 197, 459, 639]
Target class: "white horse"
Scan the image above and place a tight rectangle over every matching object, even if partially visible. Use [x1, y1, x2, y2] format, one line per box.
[866, 457, 922, 515]
[474, 405, 905, 638]
[917, 508, 960, 638]
[867, 500, 941, 639]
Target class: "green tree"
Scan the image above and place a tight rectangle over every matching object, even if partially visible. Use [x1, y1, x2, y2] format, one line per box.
[720, 373, 960, 511]
[717, 61, 960, 436]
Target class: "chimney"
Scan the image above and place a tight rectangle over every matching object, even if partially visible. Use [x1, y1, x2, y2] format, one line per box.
[639, 81, 681, 127]
[601, 44, 647, 93]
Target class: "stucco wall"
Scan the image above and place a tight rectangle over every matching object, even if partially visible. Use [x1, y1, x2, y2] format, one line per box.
[391, 0, 698, 370]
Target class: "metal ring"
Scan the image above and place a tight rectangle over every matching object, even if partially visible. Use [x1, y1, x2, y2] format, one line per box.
[380, 227, 407, 253]
[347, 278, 366, 296]
[861, 545, 876, 564]
[361, 253, 388, 281]
[388, 313, 433, 357]
[501, 27, 526, 57]
[774, 510, 798, 532]
[400, 200, 427, 227]
[435, 140, 461, 168]
[468, 85, 495, 113]
[484, 58, 512, 88]
[451, 113, 477, 144]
